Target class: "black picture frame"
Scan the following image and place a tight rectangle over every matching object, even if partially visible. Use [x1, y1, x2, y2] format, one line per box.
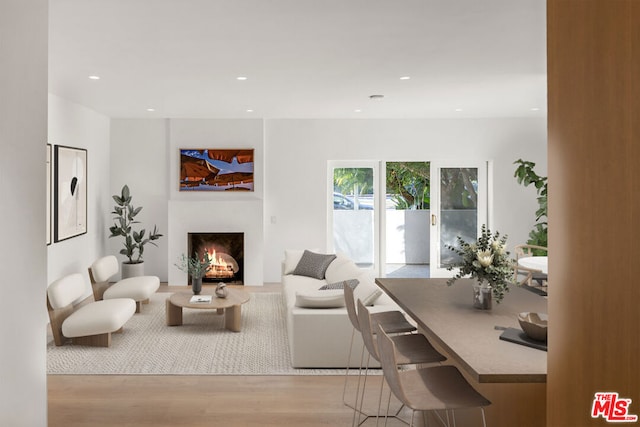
[54, 145, 87, 242]
[46, 144, 52, 245]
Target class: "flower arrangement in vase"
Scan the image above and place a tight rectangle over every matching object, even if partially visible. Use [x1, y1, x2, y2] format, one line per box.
[446, 224, 514, 308]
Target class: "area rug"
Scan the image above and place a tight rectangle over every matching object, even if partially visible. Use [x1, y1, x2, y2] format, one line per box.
[47, 292, 347, 375]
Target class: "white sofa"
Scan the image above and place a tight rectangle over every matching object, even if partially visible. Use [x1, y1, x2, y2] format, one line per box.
[282, 249, 404, 368]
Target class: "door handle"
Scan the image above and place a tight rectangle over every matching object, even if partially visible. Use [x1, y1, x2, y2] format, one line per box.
[431, 214, 436, 226]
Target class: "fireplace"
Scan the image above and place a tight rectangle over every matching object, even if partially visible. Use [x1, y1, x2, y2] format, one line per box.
[187, 232, 244, 284]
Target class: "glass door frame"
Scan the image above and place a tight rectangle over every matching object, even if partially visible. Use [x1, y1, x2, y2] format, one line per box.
[429, 160, 490, 277]
[327, 160, 381, 274]
[328, 160, 492, 279]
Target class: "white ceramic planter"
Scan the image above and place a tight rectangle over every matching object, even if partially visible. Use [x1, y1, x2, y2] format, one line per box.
[121, 262, 144, 279]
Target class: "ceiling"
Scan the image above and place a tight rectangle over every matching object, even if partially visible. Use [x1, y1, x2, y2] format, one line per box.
[49, 0, 547, 119]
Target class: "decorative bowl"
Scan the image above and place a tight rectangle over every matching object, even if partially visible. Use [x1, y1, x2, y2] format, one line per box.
[517, 312, 548, 342]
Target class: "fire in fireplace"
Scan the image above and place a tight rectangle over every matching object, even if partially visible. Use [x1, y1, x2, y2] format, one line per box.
[187, 232, 244, 284]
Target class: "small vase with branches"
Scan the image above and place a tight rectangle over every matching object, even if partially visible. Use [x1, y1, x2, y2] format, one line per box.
[174, 251, 212, 295]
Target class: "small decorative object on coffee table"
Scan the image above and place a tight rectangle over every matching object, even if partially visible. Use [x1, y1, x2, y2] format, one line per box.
[215, 283, 228, 298]
[446, 224, 515, 308]
[174, 251, 212, 295]
[166, 288, 250, 332]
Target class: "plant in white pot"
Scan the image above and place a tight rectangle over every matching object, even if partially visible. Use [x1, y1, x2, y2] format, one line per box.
[109, 185, 163, 278]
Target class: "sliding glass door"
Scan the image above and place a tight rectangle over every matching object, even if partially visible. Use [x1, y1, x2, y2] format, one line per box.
[328, 160, 488, 278]
[429, 162, 487, 277]
[328, 161, 379, 271]
[383, 161, 431, 278]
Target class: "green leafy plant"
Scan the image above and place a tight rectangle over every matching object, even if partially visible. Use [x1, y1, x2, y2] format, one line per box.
[386, 162, 431, 209]
[174, 251, 212, 279]
[446, 225, 514, 303]
[109, 185, 162, 264]
[513, 159, 547, 252]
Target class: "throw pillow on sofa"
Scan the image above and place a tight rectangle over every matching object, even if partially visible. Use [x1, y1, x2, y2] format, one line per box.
[352, 273, 384, 306]
[292, 250, 337, 280]
[318, 279, 359, 290]
[294, 290, 345, 308]
[283, 248, 320, 275]
[324, 254, 360, 284]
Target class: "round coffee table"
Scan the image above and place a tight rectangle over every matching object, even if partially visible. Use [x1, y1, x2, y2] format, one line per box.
[166, 287, 251, 332]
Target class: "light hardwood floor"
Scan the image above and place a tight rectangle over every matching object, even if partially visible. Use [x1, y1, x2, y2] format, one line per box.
[47, 283, 407, 427]
[48, 375, 373, 427]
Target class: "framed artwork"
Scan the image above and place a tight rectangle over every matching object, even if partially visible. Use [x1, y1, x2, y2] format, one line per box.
[46, 144, 51, 245]
[54, 145, 87, 242]
[179, 149, 254, 192]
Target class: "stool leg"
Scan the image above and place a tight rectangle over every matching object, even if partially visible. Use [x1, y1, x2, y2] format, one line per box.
[343, 328, 355, 407]
[356, 354, 371, 427]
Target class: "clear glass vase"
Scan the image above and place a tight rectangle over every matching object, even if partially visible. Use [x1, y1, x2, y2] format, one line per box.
[472, 282, 492, 310]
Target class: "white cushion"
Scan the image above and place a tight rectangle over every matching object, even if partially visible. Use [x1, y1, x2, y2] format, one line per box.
[361, 289, 383, 306]
[295, 290, 345, 308]
[353, 273, 383, 306]
[90, 255, 119, 282]
[48, 273, 86, 309]
[103, 276, 160, 301]
[324, 254, 360, 284]
[62, 298, 136, 338]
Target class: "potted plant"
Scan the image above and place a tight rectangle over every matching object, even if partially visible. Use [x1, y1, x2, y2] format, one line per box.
[513, 159, 548, 253]
[109, 185, 163, 278]
[446, 224, 514, 309]
[174, 251, 212, 295]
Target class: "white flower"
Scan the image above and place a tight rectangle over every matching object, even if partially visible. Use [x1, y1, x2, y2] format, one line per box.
[476, 250, 494, 267]
[491, 240, 505, 255]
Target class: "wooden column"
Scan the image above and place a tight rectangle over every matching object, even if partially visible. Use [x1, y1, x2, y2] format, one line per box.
[547, 1, 640, 426]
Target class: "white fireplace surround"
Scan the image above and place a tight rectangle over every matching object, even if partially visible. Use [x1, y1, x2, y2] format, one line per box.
[168, 200, 263, 286]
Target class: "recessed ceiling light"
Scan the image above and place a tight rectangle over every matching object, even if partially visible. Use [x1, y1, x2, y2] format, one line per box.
[354, 109, 362, 113]
[88, 75, 100, 80]
[399, 76, 411, 80]
[146, 108, 155, 112]
[246, 109, 254, 113]
[530, 107, 540, 111]
[455, 108, 463, 112]
[236, 76, 248, 81]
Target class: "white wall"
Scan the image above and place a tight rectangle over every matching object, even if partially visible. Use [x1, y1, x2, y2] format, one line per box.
[168, 119, 265, 285]
[108, 117, 546, 285]
[0, 0, 48, 425]
[263, 118, 547, 282]
[110, 119, 169, 280]
[48, 94, 111, 297]
[110, 118, 265, 284]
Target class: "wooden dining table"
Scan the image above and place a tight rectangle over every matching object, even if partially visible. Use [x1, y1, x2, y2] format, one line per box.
[375, 277, 548, 427]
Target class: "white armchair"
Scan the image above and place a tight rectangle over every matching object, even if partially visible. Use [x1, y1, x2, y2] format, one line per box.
[47, 273, 136, 347]
[88, 255, 160, 313]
